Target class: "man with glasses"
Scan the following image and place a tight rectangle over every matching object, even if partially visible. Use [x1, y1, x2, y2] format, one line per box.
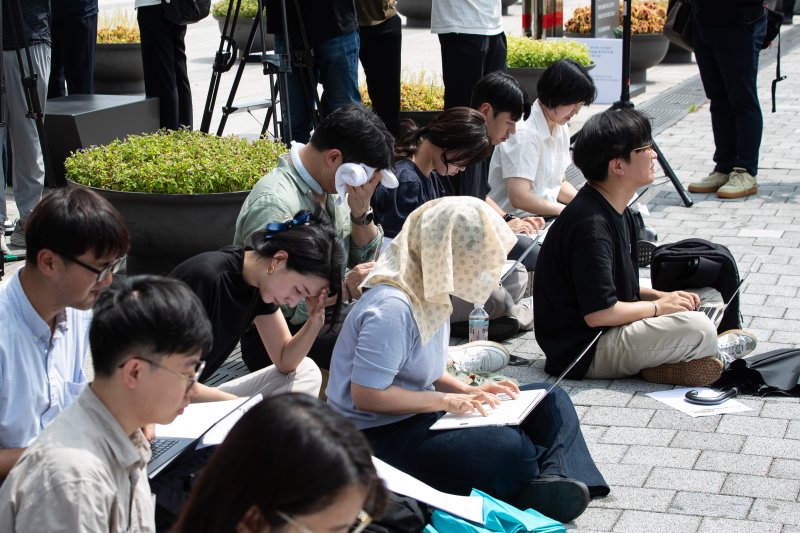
[534, 108, 756, 387]
[0, 275, 213, 532]
[0, 186, 130, 479]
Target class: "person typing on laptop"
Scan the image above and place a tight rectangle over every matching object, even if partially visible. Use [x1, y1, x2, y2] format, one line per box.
[0, 275, 213, 532]
[534, 108, 758, 388]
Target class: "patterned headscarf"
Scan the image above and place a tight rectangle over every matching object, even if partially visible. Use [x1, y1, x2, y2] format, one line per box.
[362, 197, 517, 344]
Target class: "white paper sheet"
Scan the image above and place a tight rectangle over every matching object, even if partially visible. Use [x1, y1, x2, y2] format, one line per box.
[155, 398, 250, 439]
[372, 457, 484, 524]
[646, 387, 752, 417]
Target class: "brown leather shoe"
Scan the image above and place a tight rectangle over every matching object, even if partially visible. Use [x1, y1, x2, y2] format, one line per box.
[640, 356, 723, 386]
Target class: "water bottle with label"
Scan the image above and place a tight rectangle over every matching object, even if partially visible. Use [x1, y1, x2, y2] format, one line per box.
[468, 303, 489, 342]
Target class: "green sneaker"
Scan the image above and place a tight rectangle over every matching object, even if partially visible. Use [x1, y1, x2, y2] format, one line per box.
[688, 171, 730, 193]
[717, 167, 757, 199]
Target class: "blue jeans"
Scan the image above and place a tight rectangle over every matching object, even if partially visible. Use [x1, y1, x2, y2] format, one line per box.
[275, 31, 361, 143]
[362, 384, 609, 500]
[692, 15, 767, 176]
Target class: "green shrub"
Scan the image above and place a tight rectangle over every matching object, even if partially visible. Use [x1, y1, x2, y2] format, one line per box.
[65, 130, 287, 194]
[211, 0, 261, 19]
[96, 10, 140, 43]
[506, 37, 592, 68]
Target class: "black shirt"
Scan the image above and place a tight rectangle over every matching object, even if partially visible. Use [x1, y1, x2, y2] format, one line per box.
[170, 247, 278, 381]
[533, 186, 640, 378]
[52, 0, 98, 24]
[441, 157, 492, 200]
[266, 0, 357, 48]
[373, 158, 446, 238]
[3, 0, 50, 49]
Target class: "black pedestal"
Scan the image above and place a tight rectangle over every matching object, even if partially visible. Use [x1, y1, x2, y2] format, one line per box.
[45, 95, 159, 185]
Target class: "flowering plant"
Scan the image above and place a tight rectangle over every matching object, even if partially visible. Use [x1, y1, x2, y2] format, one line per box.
[565, 1, 667, 35]
[361, 72, 444, 111]
[96, 11, 140, 43]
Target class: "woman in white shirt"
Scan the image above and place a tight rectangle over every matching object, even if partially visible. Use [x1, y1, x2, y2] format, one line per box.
[488, 60, 596, 218]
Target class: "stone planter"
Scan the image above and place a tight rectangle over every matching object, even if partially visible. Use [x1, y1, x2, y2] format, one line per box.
[396, 0, 432, 28]
[662, 41, 693, 64]
[93, 43, 144, 95]
[508, 62, 595, 101]
[397, 110, 441, 137]
[213, 15, 273, 53]
[629, 34, 670, 84]
[74, 182, 249, 274]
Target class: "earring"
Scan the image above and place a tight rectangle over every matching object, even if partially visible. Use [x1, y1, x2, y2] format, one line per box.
[267, 263, 275, 275]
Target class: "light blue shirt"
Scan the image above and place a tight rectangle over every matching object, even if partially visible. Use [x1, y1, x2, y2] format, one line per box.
[0, 271, 90, 448]
[326, 284, 448, 430]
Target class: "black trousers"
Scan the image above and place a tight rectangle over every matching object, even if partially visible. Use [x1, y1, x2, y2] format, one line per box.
[359, 14, 402, 136]
[48, 13, 97, 97]
[438, 32, 507, 109]
[137, 5, 193, 130]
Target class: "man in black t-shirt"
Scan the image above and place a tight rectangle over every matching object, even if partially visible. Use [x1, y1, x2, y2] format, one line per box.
[534, 108, 756, 387]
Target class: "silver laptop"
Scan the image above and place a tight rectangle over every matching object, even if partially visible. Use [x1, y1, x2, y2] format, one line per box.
[696, 267, 751, 326]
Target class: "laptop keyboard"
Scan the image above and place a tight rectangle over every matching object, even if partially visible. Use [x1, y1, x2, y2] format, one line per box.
[150, 438, 180, 462]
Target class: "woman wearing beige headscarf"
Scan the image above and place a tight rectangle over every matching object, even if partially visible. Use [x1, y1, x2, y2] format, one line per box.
[326, 197, 609, 524]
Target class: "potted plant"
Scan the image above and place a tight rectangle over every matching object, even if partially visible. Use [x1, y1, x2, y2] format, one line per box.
[65, 130, 287, 273]
[94, 10, 144, 95]
[211, 0, 273, 53]
[361, 71, 444, 129]
[506, 37, 593, 100]
[564, 1, 669, 83]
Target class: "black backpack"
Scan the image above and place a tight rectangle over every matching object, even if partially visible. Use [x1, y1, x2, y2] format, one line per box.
[162, 0, 212, 25]
[650, 238, 741, 333]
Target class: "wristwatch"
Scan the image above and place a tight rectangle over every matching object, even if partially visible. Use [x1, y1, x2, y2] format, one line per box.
[351, 209, 374, 226]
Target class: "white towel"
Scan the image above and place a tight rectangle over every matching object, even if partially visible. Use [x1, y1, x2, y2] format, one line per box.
[334, 163, 398, 205]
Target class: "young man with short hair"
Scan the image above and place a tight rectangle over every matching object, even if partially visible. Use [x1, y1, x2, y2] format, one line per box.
[0, 186, 129, 478]
[534, 108, 757, 386]
[0, 275, 213, 532]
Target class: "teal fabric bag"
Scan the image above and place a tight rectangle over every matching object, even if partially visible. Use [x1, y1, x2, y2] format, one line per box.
[423, 489, 565, 533]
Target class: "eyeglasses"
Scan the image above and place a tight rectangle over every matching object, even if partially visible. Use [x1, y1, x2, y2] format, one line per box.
[275, 510, 372, 533]
[119, 357, 205, 394]
[53, 250, 126, 283]
[440, 152, 465, 171]
[633, 142, 654, 154]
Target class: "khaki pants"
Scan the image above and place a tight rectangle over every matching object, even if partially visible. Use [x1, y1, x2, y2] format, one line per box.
[585, 287, 723, 379]
[216, 357, 322, 397]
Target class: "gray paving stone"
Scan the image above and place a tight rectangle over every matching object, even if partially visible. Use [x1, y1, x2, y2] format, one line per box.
[607, 380, 672, 395]
[695, 451, 772, 475]
[749, 499, 800, 526]
[669, 491, 753, 519]
[586, 443, 629, 464]
[570, 507, 621, 531]
[717, 415, 789, 438]
[699, 517, 784, 533]
[624, 394, 674, 410]
[670, 430, 745, 452]
[744, 304, 788, 318]
[571, 389, 632, 407]
[721, 474, 800, 501]
[596, 463, 652, 488]
[622, 445, 699, 468]
[611, 510, 701, 533]
[787, 421, 800, 441]
[742, 437, 800, 460]
[645, 466, 726, 492]
[600, 427, 676, 446]
[761, 403, 800, 420]
[591, 486, 675, 512]
[582, 424, 608, 443]
[751, 317, 800, 333]
[582, 407, 655, 428]
[769, 459, 800, 481]
[729, 398, 765, 417]
[648, 410, 720, 431]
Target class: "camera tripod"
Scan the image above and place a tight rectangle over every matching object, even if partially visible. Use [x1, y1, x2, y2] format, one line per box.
[198, 0, 320, 144]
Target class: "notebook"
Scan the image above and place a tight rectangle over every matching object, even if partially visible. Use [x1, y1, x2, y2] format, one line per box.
[147, 382, 270, 478]
[430, 331, 603, 430]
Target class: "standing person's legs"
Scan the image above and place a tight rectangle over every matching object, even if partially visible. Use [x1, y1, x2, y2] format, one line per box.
[48, 21, 67, 98]
[438, 33, 488, 109]
[171, 19, 192, 128]
[215, 357, 322, 397]
[316, 31, 362, 117]
[358, 15, 402, 135]
[51, 14, 97, 96]
[138, 5, 182, 130]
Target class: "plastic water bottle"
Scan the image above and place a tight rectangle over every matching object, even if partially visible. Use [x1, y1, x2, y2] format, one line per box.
[468, 304, 489, 342]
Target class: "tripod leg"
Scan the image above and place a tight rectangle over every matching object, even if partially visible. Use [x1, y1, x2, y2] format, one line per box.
[652, 140, 693, 208]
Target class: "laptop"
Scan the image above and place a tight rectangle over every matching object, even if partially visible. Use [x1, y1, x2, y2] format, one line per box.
[147, 381, 270, 478]
[500, 219, 553, 284]
[430, 331, 603, 430]
[695, 264, 752, 327]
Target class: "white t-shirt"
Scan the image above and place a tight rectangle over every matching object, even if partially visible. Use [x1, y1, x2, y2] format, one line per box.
[487, 100, 572, 217]
[431, 0, 503, 35]
[135, 0, 160, 8]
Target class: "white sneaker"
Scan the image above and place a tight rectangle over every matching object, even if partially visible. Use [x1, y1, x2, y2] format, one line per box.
[448, 341, 510, 373]
[0, 234, 9, 254]
[8, 219, 25, 249]
[718, 329, 758, 364]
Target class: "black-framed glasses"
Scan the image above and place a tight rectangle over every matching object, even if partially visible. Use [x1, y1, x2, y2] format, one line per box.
[633, 142, 654, 154]
[275, 510, 372, 533]
[53, 250, 126, 283]
[119, 357, 205, 394]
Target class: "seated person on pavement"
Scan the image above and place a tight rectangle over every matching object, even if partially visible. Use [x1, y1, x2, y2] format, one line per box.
[533, 108, 757, 387]
[488, 59, 595, 218]
[327, 197, 610, 524]
[0, 275, 214, 532]
[233, 105, 395, 371]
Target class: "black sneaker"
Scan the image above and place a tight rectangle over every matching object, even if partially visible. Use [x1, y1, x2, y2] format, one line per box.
[510, 476, 591, 523]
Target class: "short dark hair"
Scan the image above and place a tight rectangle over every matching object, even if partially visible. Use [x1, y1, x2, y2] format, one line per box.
[394, 107, 492, 168]
[470, 71, 532, 121]
[90, 275, 213, 377]
[172, 393, 388, 533]
[249, 208, 346, 326]
[25, 185, 130, 267]
[537, 59, 597, 109]
[309, 105, 395, 170]
[572, 108, 653, 183]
